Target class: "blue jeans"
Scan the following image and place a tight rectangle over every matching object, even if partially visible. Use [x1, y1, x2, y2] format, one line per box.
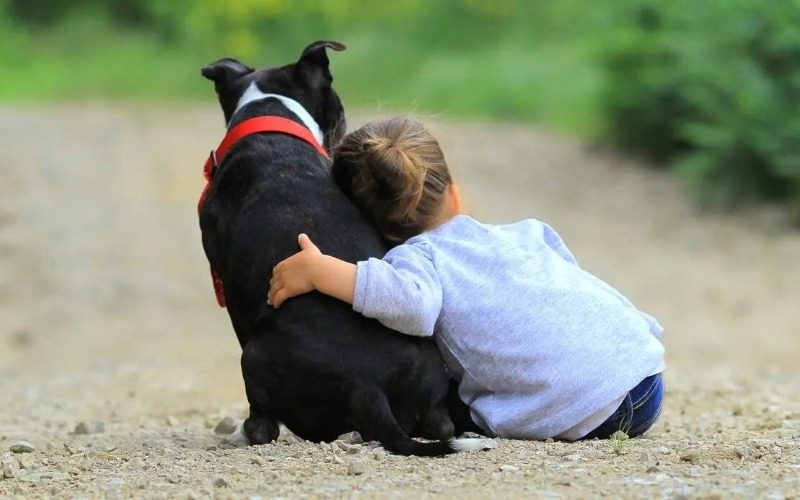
[581, 373, 664, 440]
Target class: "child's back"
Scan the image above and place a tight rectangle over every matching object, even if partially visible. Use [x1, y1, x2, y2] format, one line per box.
[353, 214, 664, 439]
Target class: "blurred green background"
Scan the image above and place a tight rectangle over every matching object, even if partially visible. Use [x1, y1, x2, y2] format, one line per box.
[1, 0, 798, 220]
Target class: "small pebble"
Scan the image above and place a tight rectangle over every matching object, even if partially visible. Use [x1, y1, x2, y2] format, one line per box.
[224, 429, 249, 448]
[2, 453, 20, 478]
[213, 476, 229, 488]
[16, 454, 36, 470]
[734, 447, 748, 459]
[373, 448, 386, 461]
[214, 416, 239, 435]
[75, 421, 106, 435]
[680, 449, 701, 462]
[265, 470, 280, 481]
[251, 455, 265, 466]
[279, 435, 300, 445]
[544, 438, 555, 444]
[337, 431, 363, 445]
[9, 441, 35, 454]
[336, 441, 361, 454]
[94, 451, 114, 462]
[499, 464, 519, 472]
[646, 465, 660, 473]
[166, 416, 179, 427]
[347, 459, 366, 475]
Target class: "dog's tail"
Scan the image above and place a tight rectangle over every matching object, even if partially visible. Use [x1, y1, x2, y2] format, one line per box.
[350, 387, 494, 457]
[386, 436, 494, 457]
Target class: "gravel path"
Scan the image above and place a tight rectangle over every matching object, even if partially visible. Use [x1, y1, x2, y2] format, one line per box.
[1, 104, 798, 499]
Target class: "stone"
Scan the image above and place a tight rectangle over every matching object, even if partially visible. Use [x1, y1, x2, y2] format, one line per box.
[499, 464, 519, 472]
[75, 421, 106, 435]
[680, 449, 701, 462]
[9, 441, 35, 454]
[347, 459, 366, 475]
[213, 416, 239, 435]
[213, 476, 229, 488]
[16, 454, 36, 470]
[336, 431, 363, 445]
[2, 453, 20, 478]
[223, 429, 249, 448]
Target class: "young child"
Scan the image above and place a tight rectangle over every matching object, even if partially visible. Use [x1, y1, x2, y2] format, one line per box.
[267, 117, 665, 441]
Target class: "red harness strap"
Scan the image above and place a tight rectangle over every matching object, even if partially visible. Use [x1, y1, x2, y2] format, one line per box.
[198, 116, 329, 307]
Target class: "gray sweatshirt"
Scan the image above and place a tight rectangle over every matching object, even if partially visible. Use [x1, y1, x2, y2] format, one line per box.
[353, 215, 665, 440]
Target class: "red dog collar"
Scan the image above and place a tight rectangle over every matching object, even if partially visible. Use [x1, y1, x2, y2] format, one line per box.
[198, 116, 330, 307]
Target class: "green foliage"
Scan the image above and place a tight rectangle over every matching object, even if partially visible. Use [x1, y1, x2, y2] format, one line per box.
[2, 0, 800, 219]
[0, 0, 615, 135]
[601, 1, 800, 216]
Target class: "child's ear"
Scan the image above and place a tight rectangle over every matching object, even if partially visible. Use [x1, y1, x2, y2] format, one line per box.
[447, 184, 462, 215]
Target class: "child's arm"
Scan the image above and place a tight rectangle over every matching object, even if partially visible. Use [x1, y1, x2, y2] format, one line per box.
[268, 234, 356, 307]
[268, 234, 443, 337]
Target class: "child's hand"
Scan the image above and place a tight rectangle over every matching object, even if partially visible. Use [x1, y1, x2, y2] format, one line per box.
[268, 234, 323, 308]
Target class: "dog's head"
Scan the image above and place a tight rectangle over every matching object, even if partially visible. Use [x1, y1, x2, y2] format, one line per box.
[201, 40, 347, 151]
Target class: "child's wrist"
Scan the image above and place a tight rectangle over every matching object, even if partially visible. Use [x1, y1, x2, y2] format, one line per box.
[311, 254, 332, 287]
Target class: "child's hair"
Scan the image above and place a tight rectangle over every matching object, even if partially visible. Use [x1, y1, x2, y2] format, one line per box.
[333, 117, 453, 244]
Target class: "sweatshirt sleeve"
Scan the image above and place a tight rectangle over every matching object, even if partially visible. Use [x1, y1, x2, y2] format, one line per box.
[352, 242, 442, 337]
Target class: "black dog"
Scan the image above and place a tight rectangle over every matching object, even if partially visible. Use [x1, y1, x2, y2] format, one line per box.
[199, 41, 487, 455]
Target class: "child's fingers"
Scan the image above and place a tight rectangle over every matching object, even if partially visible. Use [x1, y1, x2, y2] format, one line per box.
[267, 277, 281, 306]
[298, 233, 318, 252]
[271, 288, 286, 308]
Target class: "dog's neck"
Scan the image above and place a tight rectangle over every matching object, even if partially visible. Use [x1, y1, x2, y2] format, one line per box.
[230, 82, 324, 146]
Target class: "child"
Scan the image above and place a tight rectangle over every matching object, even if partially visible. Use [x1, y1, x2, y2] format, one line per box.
[267, 117, 665, 441]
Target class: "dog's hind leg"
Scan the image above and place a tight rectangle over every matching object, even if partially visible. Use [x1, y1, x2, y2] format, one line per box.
[240, 343, 281, 445]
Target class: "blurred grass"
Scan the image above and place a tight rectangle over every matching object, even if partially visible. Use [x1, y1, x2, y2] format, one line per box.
[0, 11, 607, 136]
[0, 16, 202, 100]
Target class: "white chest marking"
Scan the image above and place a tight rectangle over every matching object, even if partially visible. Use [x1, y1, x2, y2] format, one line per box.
[231, 82, 324, 146]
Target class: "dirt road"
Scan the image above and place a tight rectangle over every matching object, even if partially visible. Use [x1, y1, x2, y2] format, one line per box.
[1, 104, 798, 498]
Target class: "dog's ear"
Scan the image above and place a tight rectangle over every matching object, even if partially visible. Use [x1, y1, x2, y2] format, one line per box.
[201, 58, 254, 84]
[295, 41, 346, 87]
